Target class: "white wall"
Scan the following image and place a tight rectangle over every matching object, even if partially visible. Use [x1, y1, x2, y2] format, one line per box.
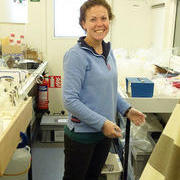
[150, 0, 177, 49]
[0, 1, 46, 56]
[164, 0, 177, 49]
[174, 1, 180, 47]
[0, 0, 28, 23]
[0, 0, 177, 113]
[111, 0, 152, 49]
[151, 4, 166, 49]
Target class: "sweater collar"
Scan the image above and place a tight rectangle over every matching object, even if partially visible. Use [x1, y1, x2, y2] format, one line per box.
[78, 36, 110, 60]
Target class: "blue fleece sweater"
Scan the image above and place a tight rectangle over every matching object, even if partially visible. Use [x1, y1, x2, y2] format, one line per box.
[63, 41, 130, 133]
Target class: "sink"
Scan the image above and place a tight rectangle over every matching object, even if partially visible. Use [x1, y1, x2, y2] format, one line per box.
[0, 118, 11, 136]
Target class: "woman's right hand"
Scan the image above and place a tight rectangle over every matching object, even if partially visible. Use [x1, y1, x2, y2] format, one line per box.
[102, 120, 122, 138]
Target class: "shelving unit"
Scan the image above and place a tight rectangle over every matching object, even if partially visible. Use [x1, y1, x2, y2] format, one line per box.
[118, 87, 180, 180]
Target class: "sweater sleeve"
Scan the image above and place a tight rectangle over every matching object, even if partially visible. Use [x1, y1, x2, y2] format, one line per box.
[117, 92, 131, 116]
[62, 50, 106, 131]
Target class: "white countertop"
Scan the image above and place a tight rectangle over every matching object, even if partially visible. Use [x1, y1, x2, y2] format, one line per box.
[119, 87, 179, 113]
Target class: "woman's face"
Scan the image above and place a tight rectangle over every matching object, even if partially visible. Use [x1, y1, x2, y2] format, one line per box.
[82, 5, 110, 43]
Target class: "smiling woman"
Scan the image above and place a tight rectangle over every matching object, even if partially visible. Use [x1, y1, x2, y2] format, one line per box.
[54, 0, 86, 37]
[62, 1, 145, 180]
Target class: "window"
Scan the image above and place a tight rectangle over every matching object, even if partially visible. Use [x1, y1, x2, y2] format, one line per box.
[54, 0, 86, 37]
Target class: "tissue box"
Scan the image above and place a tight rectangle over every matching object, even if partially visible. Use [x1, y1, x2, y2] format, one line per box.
[126, 77, 154, 97]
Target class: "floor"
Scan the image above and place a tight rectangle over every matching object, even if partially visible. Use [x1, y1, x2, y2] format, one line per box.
[31, 140, 134, 180]
[32, 142, 64, 180]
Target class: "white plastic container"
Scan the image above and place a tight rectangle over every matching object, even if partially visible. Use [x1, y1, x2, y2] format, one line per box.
[0, 146, 31, 180]
[101, 152, 123, 180]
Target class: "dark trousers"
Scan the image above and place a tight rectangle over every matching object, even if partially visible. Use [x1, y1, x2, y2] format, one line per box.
[63, 134, 112, 180]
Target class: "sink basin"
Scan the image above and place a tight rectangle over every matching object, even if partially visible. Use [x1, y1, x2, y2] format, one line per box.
[0, 118, 11, 134]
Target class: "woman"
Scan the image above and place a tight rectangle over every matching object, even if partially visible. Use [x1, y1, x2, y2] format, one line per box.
[62, 0, 145, 179]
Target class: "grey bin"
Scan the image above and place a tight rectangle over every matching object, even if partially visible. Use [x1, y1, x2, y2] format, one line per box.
[40, 115, 68, 143]
[0, 147, 31, 180]
[130, 145, 151, 180]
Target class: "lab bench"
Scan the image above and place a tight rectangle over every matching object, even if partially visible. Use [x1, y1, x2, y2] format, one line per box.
[0, 97, 32, 176]
[0, 61, 48, 177]
[119, 87, 179, 113]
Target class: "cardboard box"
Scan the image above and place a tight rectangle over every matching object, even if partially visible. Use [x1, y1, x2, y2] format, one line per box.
[131, 146, 152, 180]
[126, 77, 154, 97]
[140, 104, 180, 180]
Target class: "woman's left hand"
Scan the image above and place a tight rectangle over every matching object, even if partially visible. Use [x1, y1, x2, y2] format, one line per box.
[126, 108, 146, 126]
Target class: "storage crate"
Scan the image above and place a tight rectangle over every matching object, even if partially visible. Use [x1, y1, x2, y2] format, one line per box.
[101, 152, 123, 180]
[131, 146, 151, 180]
[40, 115, 67, 142]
